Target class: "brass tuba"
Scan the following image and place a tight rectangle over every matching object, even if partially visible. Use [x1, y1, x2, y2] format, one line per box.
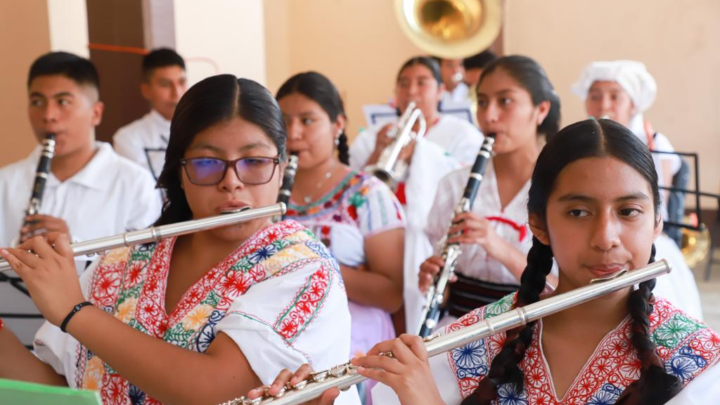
[681, 219, 711, 269]
[365, 101, 426, 189]
[394, 0, 502, 58]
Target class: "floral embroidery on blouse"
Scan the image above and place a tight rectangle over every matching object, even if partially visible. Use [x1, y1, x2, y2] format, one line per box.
[286, 171, 404, 248]
[445, 294, 720, 404]
[74, 220, 336, 405]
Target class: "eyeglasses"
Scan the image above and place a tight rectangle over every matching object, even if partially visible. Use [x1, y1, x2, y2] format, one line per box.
[180, 156, 280, 186]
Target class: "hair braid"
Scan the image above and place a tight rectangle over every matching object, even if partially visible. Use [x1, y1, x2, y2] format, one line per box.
[461, 238, 554, 405]
[616, 244, 681, 404]
[337, 131, 350, 165]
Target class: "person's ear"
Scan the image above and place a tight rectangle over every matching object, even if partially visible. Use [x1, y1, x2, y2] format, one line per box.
[529, 213, 550, 246]
[535, 100, 551, 126]
[334, 114, 347, 138]
[140, 82, 152, 101]
[91, 101, 104, 127]
[654, 215, 664, 241]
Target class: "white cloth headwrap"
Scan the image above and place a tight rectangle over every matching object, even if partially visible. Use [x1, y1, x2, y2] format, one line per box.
[571, 60, 657, 112]
[571, 60, 658, 143]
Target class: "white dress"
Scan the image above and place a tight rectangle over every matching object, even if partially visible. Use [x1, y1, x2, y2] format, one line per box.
[113, 110, 171, 180]
[0, 142, 162, 345]
[349, 114, 483, 169]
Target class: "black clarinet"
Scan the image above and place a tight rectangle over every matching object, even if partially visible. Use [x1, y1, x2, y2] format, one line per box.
[418, 134, 495, 337]
[19, 133, 56, 241]
[276, 153, 299, 219]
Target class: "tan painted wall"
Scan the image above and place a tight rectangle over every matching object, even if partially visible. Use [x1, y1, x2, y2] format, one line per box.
[264, 0, 423, 137]
[504, 0, 720, 194]
[175, 0, 267, 87]
[265, 0, 720, 195]
[0, 1, 51, 167]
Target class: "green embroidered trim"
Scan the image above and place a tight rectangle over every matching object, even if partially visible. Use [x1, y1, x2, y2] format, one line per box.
[653, 313, 705, 348]
[484, 293, 515, 319]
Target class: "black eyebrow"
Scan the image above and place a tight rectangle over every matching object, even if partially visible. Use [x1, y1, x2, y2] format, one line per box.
[29, 92, 75, 99]
[188, 142, 272, 153]
[557, 192, 651, 203]
[477, 88, 517, 98]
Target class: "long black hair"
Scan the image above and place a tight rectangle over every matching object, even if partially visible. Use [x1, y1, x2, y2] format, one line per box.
[275, 71, 349, 165]
[477, 55, 561, 139]
[155, 74, 286, 225]
[464, 119, 680, 405]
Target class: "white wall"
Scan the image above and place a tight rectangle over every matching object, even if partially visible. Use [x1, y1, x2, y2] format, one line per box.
[47, 0, 89, 57]
[174, 0, 266, 87]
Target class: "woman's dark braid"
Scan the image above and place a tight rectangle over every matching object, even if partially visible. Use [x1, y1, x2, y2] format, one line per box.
[462, 238, 554, 405]
[616, 244, 681, 404]
[337, 132, 350, 165]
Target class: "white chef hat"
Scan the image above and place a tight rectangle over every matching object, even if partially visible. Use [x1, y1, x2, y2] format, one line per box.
[571, 60, 657, 112]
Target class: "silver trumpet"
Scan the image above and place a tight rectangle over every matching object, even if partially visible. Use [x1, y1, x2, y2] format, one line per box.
[0, 203, 286, 273]
[365, 101, 426, 189]
[218, 259, 671, 405]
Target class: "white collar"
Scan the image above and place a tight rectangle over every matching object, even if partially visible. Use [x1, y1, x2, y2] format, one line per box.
[29, 142, 116, 191]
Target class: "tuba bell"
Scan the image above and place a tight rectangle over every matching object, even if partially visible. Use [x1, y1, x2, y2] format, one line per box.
[680, 215, 711, 269]
[394, 0, 502, 59]
[365, 101, 426, 189]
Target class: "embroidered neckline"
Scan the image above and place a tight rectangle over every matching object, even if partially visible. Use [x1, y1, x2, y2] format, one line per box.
[288, 170, 361, 212]
[146, 220, 305, 323]
[537, 316, 633, 402]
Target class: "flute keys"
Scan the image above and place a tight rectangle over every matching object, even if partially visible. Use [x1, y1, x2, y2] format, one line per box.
[291, 380, 308, 390]
[330, 364, 347, 378]
[311, 370, 328, 382]
[274, 386, 287, 398]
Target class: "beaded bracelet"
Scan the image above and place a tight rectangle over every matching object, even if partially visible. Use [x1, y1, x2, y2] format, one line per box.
[60, 301, 93, 333]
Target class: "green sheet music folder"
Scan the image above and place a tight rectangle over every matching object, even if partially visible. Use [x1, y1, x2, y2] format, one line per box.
[0, 378, 102, 405]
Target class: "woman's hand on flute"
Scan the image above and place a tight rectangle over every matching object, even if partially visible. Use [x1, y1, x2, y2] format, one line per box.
[246, 364, 339, 405]
[0, 232, 83, 326]
[351, 334, 444, 405]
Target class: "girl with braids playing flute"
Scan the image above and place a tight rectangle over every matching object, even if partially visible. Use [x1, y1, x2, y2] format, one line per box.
[256, 118, 720, 404]
[0, 75, 360, 405]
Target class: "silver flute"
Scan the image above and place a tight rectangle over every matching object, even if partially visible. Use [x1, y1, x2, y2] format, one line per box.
[0, 203, 286, 273]
[219, 259, 671, 405]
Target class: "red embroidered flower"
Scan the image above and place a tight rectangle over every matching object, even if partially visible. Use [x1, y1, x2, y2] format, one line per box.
[347, 204, 358, 220]
[279, 319, 299, 338]
[92, 268, 123, 306]
[101, 374, 128, 405]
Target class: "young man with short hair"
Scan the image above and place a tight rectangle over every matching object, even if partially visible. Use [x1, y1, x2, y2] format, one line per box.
[113, 48, 187, 179]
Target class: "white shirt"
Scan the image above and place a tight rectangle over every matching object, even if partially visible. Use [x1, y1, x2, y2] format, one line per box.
[0, 142, 162, 247]
[0, 142, 163, 346]
[349, 114, 483, 169]
[441, 82, 470, 104]
[425, 163, 533, 285]
[113, 109, 171, 180]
